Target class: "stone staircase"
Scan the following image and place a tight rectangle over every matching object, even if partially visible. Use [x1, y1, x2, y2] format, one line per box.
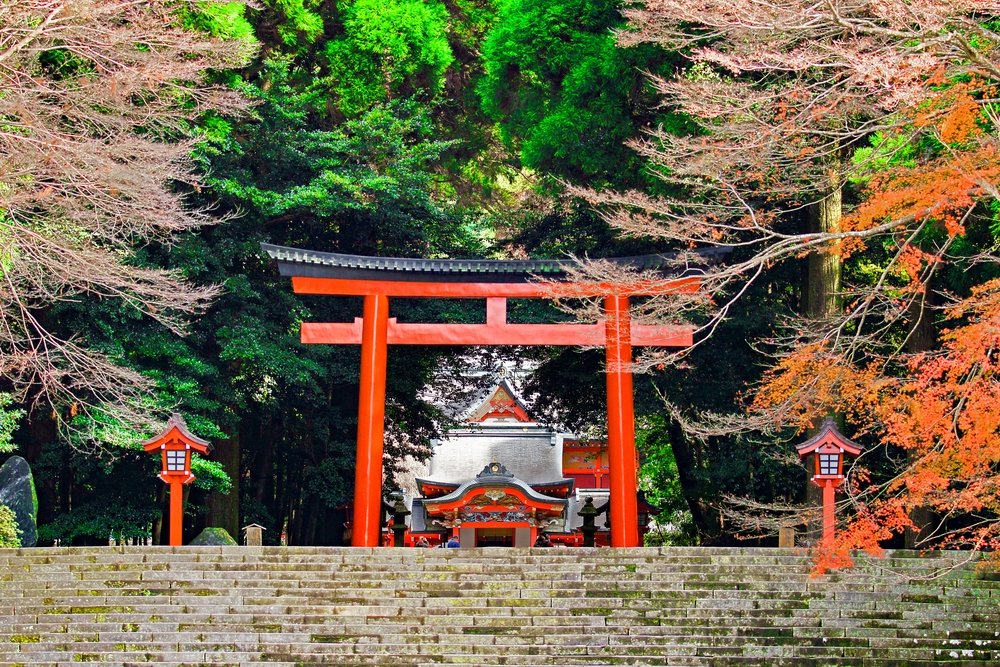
[1, 546, 997, 666]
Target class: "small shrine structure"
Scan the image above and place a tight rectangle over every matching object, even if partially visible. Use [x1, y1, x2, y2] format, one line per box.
[795, 418, 863, 543]
[264, 243, 715, 547]
[402, 380, 644, 547]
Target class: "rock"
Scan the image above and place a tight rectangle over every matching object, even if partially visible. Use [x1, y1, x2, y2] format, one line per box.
[0, 456, 38, 547]
[189, 527, 237, 546]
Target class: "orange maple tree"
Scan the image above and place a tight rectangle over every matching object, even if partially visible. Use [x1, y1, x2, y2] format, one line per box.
[575, 1, 1000, 562]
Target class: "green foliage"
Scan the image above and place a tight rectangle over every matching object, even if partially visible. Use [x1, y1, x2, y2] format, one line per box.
[31, 441, 161, 545]
[302, 457, 350, 509]
[38, 499, 160, 545]
[191, 455, 232, 494]
[637, 415, 685, 517]
[478, 0, 671, 184]
[0, 504, 20, 548]
[183, 2, 256, 41]
[0, 393, 24, 454]
[850, 130, 934, 186]
[323, 0, 454, 115]
[449, 0, 502, 45]
[268, 0, 324, 46]
[206, 62, 484, 256]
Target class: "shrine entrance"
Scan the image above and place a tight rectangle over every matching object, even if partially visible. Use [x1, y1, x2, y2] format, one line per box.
[475, 528, 518, 547]
[264, 244, 707, 547]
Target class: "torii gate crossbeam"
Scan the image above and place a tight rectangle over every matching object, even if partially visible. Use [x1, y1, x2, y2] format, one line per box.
[265, 244, 709, 548]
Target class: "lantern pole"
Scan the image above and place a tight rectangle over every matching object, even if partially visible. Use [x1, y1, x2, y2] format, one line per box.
[821, 481, 837, 543]
[169, 480, 185, 546]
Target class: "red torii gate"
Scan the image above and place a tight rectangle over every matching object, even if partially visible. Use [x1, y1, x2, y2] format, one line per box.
[264, 244, 708, 547]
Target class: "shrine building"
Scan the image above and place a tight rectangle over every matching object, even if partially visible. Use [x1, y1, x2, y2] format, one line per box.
[400, 379, 650, 547]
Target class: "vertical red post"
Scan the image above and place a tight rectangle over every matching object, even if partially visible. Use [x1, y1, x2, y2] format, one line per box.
[169, 480, 184, 547]
[352, 293, 390, 547]
[604, 295, 640, 547]
[822, 481, 836, 543]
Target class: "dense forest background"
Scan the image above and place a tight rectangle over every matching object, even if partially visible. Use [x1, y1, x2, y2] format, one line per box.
[1, 1, 997, 557]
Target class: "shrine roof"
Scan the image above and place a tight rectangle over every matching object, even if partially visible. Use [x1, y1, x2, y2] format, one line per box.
[417, 462, 573, 509]
[262, 243, 727, 283]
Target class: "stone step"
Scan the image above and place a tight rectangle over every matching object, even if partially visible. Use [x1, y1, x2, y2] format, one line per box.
[2, 546, 996, 667]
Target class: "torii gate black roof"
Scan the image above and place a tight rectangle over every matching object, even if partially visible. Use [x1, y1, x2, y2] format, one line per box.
[262, 243, 728, 283]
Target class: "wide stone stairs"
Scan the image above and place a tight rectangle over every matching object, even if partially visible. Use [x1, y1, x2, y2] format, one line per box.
[1, 546, 998, 666]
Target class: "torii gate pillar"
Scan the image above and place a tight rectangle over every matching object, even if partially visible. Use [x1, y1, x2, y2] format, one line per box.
[604, 295, 639, 547]
[354, 294, 390, 548]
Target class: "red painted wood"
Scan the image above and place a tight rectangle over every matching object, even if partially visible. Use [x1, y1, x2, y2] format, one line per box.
[822, 481, 836, 544]
[301, 320, 692, 347]
[291, 276, 700, 298]
[169, 480, 184, 547]
[605, 294, 640, 548]
[352, 294, 390, 547]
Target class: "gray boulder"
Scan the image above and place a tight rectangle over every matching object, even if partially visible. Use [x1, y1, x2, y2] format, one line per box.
[0, 456, 37, 547]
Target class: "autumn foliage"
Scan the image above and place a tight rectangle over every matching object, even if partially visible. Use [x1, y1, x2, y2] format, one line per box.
[756, 280, 1000, 569]
[577, 1, 1000, 562]
[0, 1, 251, 432]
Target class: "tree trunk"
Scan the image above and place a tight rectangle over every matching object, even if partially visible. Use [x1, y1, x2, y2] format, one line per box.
[803, 180, 843, 543]
[206, 428, 240, 540]
[904, 287, 937, 548]
[804, 186, 843, 320]
[252, 417, 275, 504]
[668, 419, 713, 538]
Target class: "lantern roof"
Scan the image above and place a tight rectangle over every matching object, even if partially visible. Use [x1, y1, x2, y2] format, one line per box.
[141, 413, 213, 454]
[261, 243, 729, 283]
[794, 418, 863, 457]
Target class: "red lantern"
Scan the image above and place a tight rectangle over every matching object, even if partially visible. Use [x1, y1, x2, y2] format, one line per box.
[142, 414, 212, 546]
[794, 418, 862, 543]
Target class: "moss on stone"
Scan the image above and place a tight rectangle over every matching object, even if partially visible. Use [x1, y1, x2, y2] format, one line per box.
[189, 527, 237, 546]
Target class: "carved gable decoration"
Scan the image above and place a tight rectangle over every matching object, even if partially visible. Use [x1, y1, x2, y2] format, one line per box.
[466, 488, 524, 508]
[467, 381, 532, 423]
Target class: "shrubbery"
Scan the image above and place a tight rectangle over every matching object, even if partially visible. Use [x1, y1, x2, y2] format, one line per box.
[0, 504, 21, 548]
